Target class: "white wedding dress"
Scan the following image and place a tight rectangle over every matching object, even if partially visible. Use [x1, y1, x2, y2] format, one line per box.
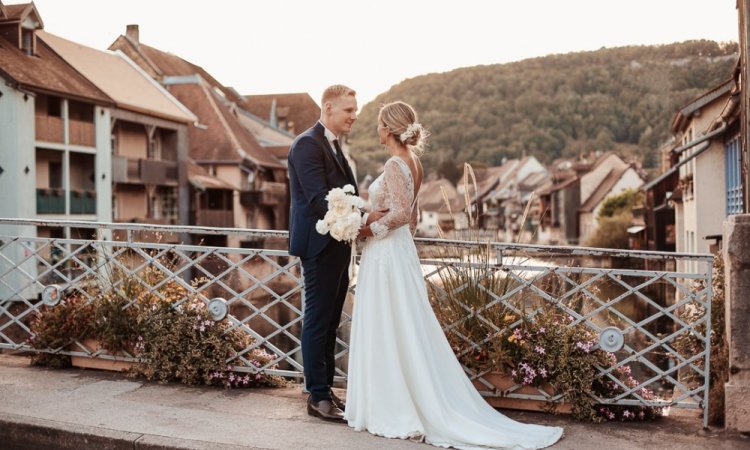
[345, 157, 563, 450]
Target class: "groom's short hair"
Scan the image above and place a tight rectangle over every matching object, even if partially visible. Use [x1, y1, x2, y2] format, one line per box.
[321, 85, 356, 106]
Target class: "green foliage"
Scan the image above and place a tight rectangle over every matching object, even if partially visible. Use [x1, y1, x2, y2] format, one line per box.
[598, 188, 644, 219]
[585, 212, 632, 249]
[29, 295, 95, 368]
[499, 308, 661, 422]
[28, 264, 282, 389]
[350, 40, 737, 179]
[133, 296, 280, 388]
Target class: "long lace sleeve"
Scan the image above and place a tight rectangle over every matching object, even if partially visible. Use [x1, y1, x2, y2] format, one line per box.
[370, 159, 414, 240]
[409, 198, 419, 236]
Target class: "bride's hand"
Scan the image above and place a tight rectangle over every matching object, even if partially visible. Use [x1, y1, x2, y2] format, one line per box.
[357, 209, 389, 239]
[366, 209, 389, 225]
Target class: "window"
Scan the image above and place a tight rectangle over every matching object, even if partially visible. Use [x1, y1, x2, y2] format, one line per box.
[156, 188, 178, 223]
[725, 135, 744, 215]
[49, 162, 62, 189]
[21, 29, 33, 55]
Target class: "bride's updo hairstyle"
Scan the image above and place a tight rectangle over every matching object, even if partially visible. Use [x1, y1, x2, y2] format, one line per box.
[378, 101, 429, 156]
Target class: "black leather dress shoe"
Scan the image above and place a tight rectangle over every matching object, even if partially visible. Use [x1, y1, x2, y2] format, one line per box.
[330, 391, 346, 412]
[307, 397, 345, 422]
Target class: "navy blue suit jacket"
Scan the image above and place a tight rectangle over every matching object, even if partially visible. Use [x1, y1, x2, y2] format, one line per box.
[287, 122, 358, 258]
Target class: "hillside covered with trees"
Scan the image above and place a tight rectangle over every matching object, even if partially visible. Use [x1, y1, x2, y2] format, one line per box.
[349, 40, 738, 181]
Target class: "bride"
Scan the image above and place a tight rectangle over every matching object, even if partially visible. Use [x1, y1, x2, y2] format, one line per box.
[345, 101, 563, 449]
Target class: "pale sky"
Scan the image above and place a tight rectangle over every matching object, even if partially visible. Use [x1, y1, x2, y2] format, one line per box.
[28, 0, 739, 107]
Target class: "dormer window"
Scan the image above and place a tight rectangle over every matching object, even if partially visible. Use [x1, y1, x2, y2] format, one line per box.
[21, 28, 32, 55]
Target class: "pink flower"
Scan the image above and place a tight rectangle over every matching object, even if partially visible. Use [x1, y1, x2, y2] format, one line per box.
[534, 345, 545, 354]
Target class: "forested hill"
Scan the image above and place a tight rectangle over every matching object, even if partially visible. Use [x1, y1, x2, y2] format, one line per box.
[348, 40, 738, 180]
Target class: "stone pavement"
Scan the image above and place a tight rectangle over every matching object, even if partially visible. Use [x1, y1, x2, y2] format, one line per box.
[0, 354, 747, 450]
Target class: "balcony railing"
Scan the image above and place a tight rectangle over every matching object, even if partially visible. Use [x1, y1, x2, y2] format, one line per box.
[112, 157, 178, 185]
[69, 120, 95, 147]
[112, 157, 140, 183]
[36, 188, 65, 214]
[194, 209, 234, 228]
[69, 190, 96, 214]
[34, 115, 64, 143]
[240, 181, 288, 207]
[140, 159, 178, 185]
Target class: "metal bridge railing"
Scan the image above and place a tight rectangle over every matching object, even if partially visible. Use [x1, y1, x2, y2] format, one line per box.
[0, 218, 713, 425]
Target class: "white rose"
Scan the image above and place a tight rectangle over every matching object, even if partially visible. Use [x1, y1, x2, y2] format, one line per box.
[343, 184, 355, 194]
[316, 219, 330, 235]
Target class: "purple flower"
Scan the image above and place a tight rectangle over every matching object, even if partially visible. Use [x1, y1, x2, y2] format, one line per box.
[534, 345, 545, 354]
[511, 369, 517, 377]
[539, 368, 547, 378]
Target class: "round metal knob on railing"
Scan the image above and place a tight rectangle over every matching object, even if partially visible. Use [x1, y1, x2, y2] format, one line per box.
[599, 326, 624, 352]
[42, 284, 62, 306]
[208, 297, 228, 321]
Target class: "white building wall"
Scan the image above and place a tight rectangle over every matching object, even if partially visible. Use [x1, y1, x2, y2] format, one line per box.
[0, 83, 38, 300]
[95, 106, 112, 225]
[692, 142, 726, 254]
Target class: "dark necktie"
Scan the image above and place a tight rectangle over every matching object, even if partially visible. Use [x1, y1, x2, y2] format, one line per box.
[332, 139, 347, 168]
[333, 139, 355, 187]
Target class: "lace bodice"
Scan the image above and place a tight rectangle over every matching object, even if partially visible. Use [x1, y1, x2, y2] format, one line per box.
[368, 157, 419, 239]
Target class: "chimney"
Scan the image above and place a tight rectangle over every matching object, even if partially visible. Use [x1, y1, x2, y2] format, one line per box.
[126, 24, 139, 44]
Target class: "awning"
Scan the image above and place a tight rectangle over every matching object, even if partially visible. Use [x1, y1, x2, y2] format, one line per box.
[189, 174, 237, 191]
[627, 225, 646, 234]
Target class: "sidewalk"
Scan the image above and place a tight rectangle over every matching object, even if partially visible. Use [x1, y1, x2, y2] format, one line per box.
[0, 354, 747, 450]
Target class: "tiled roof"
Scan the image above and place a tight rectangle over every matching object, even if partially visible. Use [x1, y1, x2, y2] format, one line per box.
[236, 108, 294, 147]
[166, 79, 283, 168]
[240, 93, 320, 135]
[418, 178, 462, 212]
[38, 31, 195, 124]
[579, 165, 631, 213]
[0, 34, 110, 104]
[671, 78, 734, 132]
[4, 3, 32, 21]
[109, 33, 243, 103]
[537, 176, 578, 196]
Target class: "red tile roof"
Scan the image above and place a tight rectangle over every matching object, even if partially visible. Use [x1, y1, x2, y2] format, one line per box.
[110, 35, 242, 102]
[38, 31, 196, 124]
[166, 80, 283, 168]
[3, 3, 33, 22]
[578, 165, 631, 213]
[0, 34, 111, 104]
[240, 93, 320, 135]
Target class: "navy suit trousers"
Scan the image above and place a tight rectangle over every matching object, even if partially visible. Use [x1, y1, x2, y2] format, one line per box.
[300, 238, 351, 401]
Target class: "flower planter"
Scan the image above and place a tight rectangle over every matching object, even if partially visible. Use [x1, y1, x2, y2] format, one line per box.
[70, 338, 135, 372]
[472, 371, 572, 414]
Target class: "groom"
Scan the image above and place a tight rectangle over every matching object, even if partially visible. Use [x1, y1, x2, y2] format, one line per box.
[288, 85, 360, 422]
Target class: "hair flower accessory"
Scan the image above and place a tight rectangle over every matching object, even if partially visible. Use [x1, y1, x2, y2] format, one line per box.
[399, 122, 422, 143]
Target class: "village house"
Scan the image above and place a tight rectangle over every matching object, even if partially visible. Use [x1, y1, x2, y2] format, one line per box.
[577, 152, 646, 245]
[415, 178, 464, 237]
[653, 77, 741, 271]
[109, 25, 290, 247]
[37, 31, 198, 243]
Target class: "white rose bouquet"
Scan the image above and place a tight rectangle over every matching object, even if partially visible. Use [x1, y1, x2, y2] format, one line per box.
[315, 184, 366, 243]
